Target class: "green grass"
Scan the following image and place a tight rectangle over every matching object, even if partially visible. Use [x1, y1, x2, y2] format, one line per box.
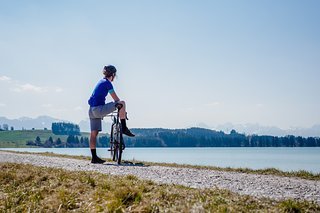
[0, 130, 91, 148]
[1, 163, 319, 212]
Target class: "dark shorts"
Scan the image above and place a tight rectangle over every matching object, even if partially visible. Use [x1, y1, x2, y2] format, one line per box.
[88, 102, 117, 131]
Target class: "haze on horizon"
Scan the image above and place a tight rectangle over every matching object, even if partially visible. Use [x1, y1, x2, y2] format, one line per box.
[1, 1, 320, 131]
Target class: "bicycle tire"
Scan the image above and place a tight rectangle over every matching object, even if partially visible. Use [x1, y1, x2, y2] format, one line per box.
[116, 126, 123, 164]
[112, 122, 122, 164]
[110, 123, 116, 161]
[108, 109, 124, 164]
[113, 123, 120, 162]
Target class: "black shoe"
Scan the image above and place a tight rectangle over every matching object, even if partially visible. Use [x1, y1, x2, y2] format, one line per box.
[91, 157, 106, 164]
[122, 128, 135, 137]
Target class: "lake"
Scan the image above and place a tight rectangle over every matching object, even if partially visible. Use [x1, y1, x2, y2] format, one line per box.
[1, 147, 320, 173]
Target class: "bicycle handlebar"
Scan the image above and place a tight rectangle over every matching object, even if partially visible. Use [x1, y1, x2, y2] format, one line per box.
[115, 103, 123, 110]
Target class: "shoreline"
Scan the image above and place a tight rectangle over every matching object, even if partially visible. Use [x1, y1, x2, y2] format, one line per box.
[2, 149, 320, 181]
[1, 150, 320, 205]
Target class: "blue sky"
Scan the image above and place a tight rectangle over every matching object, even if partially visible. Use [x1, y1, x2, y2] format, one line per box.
[0, 0, 319, 129]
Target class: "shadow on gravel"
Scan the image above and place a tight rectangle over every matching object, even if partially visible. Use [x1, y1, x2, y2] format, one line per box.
[104, 161, 149, 167]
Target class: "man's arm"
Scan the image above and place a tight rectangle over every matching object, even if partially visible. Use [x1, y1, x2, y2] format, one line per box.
[110, 91, 120, 102]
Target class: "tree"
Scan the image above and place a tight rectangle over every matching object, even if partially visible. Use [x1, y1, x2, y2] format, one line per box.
[48, 136, 53, 144]
[75, 136, 79, 144]
[230, 129, 237, 135]
[43, 136, 54, 147]
[67, 135, 75, 144]
[55, 138, 63, 147]
[10, 126, 14, 131]
[2, 124, 9, 131]
[44, 139, 52, 148]
[52, 122, 81, 135]
[306, 137, 316, 146]
[83, 137, 89, 147]
[26, 140, 36, 146]
[35, 136, 42, 146]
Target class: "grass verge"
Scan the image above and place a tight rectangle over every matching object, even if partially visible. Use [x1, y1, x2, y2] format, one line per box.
[1, 163, 319, 212]
[0, 130, 93, 148]
[1, 150, 320, 181]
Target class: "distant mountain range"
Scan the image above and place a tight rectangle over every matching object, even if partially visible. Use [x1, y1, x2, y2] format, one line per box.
[0, 116, 319, 137]
[0, 116, 110, 133]
[0, 116, 66, 130]
[212, 123, 320, 137]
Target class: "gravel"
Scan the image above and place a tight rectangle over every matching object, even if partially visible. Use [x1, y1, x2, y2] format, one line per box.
[1, 151, 319, 204]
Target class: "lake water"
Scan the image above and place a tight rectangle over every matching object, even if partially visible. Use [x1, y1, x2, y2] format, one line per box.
[1, 147, 320, 173]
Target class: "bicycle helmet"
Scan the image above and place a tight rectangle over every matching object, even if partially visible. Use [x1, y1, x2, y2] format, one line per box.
[103, 65, 117, 78]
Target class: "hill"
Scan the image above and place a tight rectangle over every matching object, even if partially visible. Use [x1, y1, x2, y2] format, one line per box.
[0, 130, 91, 148]
[1, 128, 320, 148]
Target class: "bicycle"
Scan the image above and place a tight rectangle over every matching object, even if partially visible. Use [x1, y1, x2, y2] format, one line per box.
[108, 104, 125, 164]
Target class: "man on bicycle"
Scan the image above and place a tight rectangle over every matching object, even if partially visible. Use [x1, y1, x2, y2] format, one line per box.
[88, 65, 135, 164]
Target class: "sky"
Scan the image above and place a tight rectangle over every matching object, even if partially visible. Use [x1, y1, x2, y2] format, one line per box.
[0, 0, 320, 130]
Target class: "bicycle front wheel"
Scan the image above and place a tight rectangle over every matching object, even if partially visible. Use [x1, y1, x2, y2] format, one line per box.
[116, 128, 124, 165]
[110, 123, 116, 161]
[112, 122, 123, 164]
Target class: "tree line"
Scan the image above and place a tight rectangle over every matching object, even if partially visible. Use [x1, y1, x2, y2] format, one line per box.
[124, 128, 320, 147]
[0, 124, 14, 131]
[26, 127, 320, 148]
[51, 122, 80, 135]
[26, 135, 109, 148]
[26, 136, 90, 148]
[1, 122, 79, 132]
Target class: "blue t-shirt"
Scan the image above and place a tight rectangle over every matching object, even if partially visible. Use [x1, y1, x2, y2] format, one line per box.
[88, 79, 114, 107]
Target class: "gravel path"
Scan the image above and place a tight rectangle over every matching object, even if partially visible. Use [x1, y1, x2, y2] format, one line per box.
[1, 151, 319, 204]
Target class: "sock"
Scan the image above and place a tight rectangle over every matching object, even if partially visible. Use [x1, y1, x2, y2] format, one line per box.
[121, 119, 127, 130]
[91, 149, 97, 159]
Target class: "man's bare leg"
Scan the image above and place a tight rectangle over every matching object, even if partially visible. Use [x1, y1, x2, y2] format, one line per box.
[90, 130, 105, 164]
[117, 101, 135, 137]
